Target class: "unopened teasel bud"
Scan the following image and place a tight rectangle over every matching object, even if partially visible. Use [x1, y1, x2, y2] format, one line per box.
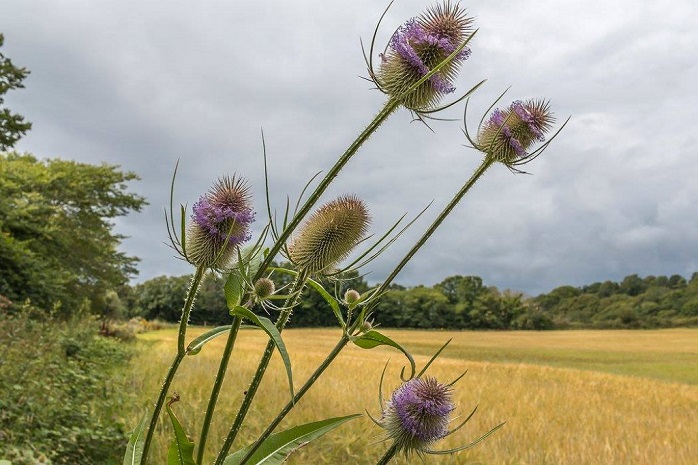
[288, 195, 370, 274]
[254, 277, 276, 300]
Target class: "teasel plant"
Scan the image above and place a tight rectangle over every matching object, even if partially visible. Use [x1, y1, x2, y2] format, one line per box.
[371, 341, 505, 464]
[221, 95, 568, 464]
[122, 2, 568, 464]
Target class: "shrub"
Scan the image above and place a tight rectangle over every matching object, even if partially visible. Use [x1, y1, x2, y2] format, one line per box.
[0, 311, 133, 464]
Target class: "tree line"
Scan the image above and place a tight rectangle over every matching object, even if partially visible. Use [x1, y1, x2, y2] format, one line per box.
[112, 270, 698, 330]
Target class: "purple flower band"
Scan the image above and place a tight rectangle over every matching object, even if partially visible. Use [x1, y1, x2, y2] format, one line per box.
[389, 19, 470, 94]
[486, 108, 527, 158]
[192, 197, 255, 243]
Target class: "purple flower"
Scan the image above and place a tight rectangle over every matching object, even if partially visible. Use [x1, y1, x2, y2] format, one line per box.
[186, 176, 254, 268]
[377, 2, 475, 110]
[380, 377, 454, 453]
[478, 99, 555, 165]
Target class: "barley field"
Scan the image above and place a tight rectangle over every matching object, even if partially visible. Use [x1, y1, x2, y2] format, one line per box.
[123, 328, 698, 464]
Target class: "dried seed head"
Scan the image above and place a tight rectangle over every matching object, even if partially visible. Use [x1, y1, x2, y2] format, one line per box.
[288, 195, 370, 274]
[254, 277, 276, 300]
[378, 1, 474, 111]
[186, 176, 254, 268]
[380, 377, 454, 454]
[477, 99, 555, 166]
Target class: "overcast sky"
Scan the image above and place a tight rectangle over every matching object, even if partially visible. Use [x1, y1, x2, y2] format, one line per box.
[2, 0, 697, 295]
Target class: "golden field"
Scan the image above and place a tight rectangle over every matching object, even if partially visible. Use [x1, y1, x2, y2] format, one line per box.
[123, 328, 698, 464]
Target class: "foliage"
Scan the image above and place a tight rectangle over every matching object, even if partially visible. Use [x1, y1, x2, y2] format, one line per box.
[0, 310, 134, 464]
[534, 272, 698, 328]
[0, 152, 146, 316]
[0, 34, 31, 151]
[124, 271, 698, 330]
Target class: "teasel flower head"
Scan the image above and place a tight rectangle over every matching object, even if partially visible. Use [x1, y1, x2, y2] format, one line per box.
[380, 377, 455, 454]
[344, 289, 361, 305]
[477, 99, 555, 167]
[376, 1, 474, 111]
[254, 277, 276, 300]
[288, 195, 370, 274]
[186, 176, 255, 269]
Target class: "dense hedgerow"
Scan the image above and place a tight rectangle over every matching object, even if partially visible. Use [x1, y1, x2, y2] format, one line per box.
[0, 309, 134, 464]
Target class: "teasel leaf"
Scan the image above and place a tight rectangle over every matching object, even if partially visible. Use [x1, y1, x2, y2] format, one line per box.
[165, 395, 196, 465]
[351, 329, 416, 380]
[229, 305, 294, 401]
[223, 414, 361, 465]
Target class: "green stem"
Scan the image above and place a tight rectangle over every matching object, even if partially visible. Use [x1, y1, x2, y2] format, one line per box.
[196, 315, 243, 464]
[238, 335, 351, 464]
[376, 443, 399, 465]
[214, 269, 310, 465]
[140, 265, 206, 465]
[379, 157, 495, 293]
[253, 98, 401, 283]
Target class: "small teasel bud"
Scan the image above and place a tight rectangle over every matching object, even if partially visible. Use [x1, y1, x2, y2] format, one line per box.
[344, 289, 361, 305]
[288, 195, 370, 274]
[380, 377, 454, 454]
[378, 1, 474, 111]
[477, 99, 555, 166]
[254, 277, 275, 300]
[186, 176, 255, 268]
[360, 320, 373, 332]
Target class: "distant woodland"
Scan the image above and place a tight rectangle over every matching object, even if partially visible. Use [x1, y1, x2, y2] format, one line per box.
[116, 269, 698, 330]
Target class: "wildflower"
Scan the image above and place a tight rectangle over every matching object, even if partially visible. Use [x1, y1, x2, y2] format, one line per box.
[377, 1, 474, 111]
[477, 99, 555, 166]
[288, 195, 370, 274]
[379, 377, 454, 454]
[186, 176, 254, 268]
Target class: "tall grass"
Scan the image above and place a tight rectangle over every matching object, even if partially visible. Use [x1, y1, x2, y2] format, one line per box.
[123, 328, 698, 464]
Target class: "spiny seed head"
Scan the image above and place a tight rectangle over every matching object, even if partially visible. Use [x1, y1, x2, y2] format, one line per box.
[477, 99, 555, 165]
[288, 195, 370, 274]
[344, 289, 361, 305]
[378, 1, 474, 111]
[380, 377, 454, 454]
[254, 277, 276, 300]
[186, 176, 254, 269]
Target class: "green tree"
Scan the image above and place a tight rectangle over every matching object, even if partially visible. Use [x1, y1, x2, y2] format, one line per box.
[0, 153, 146, 315]
[130, 275, 191, 321]
[0, 34, 31, 150]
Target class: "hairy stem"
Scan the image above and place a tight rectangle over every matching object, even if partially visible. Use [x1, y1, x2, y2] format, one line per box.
[196, 314, 243, 464]
[254, 98, 401, 282]
[379, 157, 495, 293]
[140, 265, 206, 465]
[238, 335, 351, 464]
[214, 269, 310, 465]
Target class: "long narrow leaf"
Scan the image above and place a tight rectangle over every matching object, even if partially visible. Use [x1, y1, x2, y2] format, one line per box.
[352, 329, 416, 380]
[230, 305, 294, 399]
[165, 397, 196, 465]
[186, 325, 231, 356]
[223, 414, 361, 465]
[123, 411, 148, 465]
[269, 267, 345, 327]
[225, 271, 245, 309]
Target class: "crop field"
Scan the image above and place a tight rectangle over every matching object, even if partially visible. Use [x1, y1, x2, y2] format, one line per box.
[122, 328, 698, 464]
